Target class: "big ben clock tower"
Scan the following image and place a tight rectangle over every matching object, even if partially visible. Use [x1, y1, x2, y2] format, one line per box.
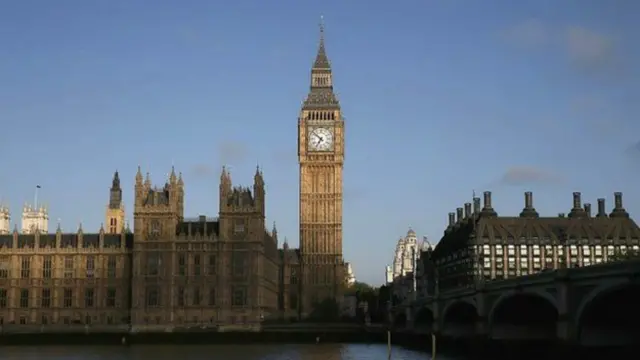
[298, 18, 345, 316]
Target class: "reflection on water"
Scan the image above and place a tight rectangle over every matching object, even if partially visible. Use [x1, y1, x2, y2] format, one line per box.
[0, 344, 451, 360]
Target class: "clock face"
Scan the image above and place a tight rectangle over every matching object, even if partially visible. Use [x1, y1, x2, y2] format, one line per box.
[308, 127, 334, 151]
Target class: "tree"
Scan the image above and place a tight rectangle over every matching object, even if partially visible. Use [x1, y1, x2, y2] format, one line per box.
[309, 298, 340, 322]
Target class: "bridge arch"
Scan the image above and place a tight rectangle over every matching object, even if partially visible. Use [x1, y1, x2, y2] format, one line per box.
[488, 290, 559, 340]
[414, 307, 434, 327]
[440, 299, 477, 338]
[393, 312, 407, 329]
[442, 299, 477, 324]
[576, 279, 640, 347]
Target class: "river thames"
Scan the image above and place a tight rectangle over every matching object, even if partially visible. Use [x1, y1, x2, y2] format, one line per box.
[0, 344, 447, 360]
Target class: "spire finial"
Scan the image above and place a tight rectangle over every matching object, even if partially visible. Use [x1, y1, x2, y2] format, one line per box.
[312, 16, 330, 69]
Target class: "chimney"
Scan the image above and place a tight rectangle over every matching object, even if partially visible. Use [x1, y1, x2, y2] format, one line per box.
[584, 203, 592, 217]
[483, 191, 492, 209]
[448, 212, 455, 227]
[614, 192, 623, 210]
[596, 198, 607, 217]
[456, 208, 464, 223]
[199, 215, 206, 222]
[558, 213, 566, 218]
[524, 191, 533, 209]
[464, 203, 472, 219]
[573, 192, 582, 209]
[520, 191, 539, 218]
[473, 197, 481, 214]
[610, 192, 629, 218]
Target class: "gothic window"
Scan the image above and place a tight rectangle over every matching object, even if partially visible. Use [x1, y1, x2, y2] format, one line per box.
[177, 287, 185, 307]
[106, 288, 116, 307]
[148, 220, 161, 240]
[20, 288, 29, 308]
[207, 255, 216, 275]
[146, 253, 161, 276]
[290, 268, 298, 285]
[192, 287, 201, 306]
[64, 256, 74, 278]
[178, 254, 186, 276]
[0, 256, 8, 278]
[232, 253, 247, 278]
[234, 220, 245, 234]
[63, 288, 73, 307]
[85, 288, 95, 307]
[107, 256, 117, 278]
[193, 255, 201, 276]
[86, 256, 95, 278]
[0, 289, 6, 308]
[145, 286, 160, 307]
[20, 257, 31, 279]
[42, 256, 52, 279]
[41, 288, 51, 308]
[231, 287, 247, 307]
[208, 288, 216, 306]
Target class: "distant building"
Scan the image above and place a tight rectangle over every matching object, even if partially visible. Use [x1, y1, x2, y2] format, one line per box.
[21, 204, 48, 234]
[431, 191, 640, 293]
[392, 229, 420, 278]
[0, 205, 9, 234]
[345, 262, 355, 286]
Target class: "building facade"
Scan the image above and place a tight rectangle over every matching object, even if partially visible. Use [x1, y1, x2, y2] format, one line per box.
[431, 191, 640, 293]
[0, 22, 350, 328]
[296, 20, 346, 317]
[21, 204, 49, 234]
[130, 166, 279, 329]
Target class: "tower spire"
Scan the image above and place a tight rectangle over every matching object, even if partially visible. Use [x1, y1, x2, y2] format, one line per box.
[313, 15, 331, 70]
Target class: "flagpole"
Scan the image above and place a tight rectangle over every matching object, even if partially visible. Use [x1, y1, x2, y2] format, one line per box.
[35, 185, 41, 210]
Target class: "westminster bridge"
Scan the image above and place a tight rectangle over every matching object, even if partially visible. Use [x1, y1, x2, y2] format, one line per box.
[390, 260, 640, 347]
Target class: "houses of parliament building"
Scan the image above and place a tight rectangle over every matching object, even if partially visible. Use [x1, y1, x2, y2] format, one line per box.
[0, 22, 346, 331]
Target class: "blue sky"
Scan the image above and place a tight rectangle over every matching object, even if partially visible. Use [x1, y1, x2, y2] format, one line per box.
[0, 1, 638, 285]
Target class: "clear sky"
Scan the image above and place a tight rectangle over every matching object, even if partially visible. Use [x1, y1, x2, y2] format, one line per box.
[0, 1, 638, 285]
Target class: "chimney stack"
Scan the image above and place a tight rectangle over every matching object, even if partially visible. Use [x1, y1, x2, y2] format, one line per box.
[573, 192, 582, 209]
[448, 212, 456, 227]
[520, 191, 539, 218]
[524, 191, 533, 209]
[464, 203, 472, 219]
[483, 191, 492, 209]
[596, 198, 607, 217]
[584, 203, 591, 217]
[610, 192, 629, 218]
[456, 208, 464, 223]
[614, 192, 623, 210]
[473, 197, 481, 214]
[558, 213, 566, 218]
